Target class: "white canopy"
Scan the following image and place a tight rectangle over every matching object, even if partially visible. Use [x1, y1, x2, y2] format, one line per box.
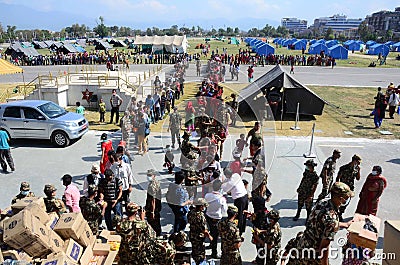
[134, 35, 188, 53]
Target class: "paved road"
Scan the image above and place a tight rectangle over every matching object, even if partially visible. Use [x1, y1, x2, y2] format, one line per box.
[2, 130, 399, 264]
[1, 63, 400, 88]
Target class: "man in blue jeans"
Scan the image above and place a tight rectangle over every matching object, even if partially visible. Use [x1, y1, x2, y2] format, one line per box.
[0, 129, 14, 172]
[167, 171, 192, 232]
[98, 169, 123, 230]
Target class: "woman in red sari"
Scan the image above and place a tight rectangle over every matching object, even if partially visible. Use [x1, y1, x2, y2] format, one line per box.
[100, 133, 113, 174]
[356, 165, 387, 216]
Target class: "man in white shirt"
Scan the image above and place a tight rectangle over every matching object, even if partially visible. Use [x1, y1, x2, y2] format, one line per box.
[222, 168, 248, 234]
[205, 179, 227, 259]
[110, 154, 133, 208]
[388, 90, 400, 119]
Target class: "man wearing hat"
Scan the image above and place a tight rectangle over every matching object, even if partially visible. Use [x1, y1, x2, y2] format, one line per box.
[317, 149, 341, 202]
[295, 182, 355, 265]
[180, 131, 200, 166]
[145, 169, 162, 236]
[188, 198, 213, 264]
[43, 184, 66, 216]
[293, 159, 319, 221]
[218, 205, 243, 265]
[252, 209, 281, 265]
[79, 184, 102, 235]
[116, 201, 156, 265]
[336, 154, 361, 220]
[83, 163, 104, 197]
[11, 182, 35, 204]
[168, 106, 182, 149]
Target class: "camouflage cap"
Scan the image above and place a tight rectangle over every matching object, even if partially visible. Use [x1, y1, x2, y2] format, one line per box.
[193, 198, 208, 207]
[227, 205, 238, 214]
[267, 209, 280, 221]
[333, 149, 341, 154]
[44, 184, 56, 194]
[352, 154, 362, 162]
[88, 184, 98, 194]
[304, 159, 317, 167]
[126, 202, 140, 214]
[147, 169, 157, 176]
[20, 182, 30, 191]
[330, 182, 355, 197]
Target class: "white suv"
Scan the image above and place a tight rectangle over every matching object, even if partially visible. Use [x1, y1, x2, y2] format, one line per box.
[0, 100, 89, 147]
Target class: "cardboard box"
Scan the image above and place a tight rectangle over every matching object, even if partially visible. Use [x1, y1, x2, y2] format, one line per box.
[22, 217, 52, 258]
[103, 251, 118, 265]
[348, 214, 381, 250]
[25, 203, 50, 225]
[54, 212, 86, 241]
[11, 197, 46, 213]
[1, 206, 13, 218]
[3, 210, 48, 250]
[41, 253, 78, 265]
[46, 212, 60, 230]
[92, 242, 110, 256]
[49, 229, 65, 254]
[383, 220, 400, 265]
[76, 223, 95, 248]
[63, 238, 84, 263]
[79, 246, 94, 265]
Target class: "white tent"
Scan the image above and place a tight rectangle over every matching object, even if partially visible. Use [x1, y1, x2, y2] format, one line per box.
[134, 35, 188, 53]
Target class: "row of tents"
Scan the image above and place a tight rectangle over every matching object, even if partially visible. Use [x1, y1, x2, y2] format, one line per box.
[244, 38, 275, 56]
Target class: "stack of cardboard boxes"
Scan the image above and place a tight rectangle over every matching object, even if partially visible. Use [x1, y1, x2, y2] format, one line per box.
[0, 197, 121, 265]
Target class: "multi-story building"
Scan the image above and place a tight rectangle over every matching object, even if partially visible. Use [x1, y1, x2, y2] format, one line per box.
[312, 14, 363, 32]
[366, 7, 400, 33]
[281, 18, 308, 32]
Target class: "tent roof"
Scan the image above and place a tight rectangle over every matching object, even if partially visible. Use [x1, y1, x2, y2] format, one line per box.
[0, 58, 23, 75]
[61, 43, 79, 53]
[134, 35, 187, 46]
[238, 65, 327, 115]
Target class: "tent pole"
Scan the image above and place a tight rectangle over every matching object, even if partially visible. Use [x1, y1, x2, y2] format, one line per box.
[280, 89, 284, 130]
[290, 102, 300, 130]
[303, 123, 316, 158]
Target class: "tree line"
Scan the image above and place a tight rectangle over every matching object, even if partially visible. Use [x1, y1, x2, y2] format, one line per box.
[0, 16, 392, 44]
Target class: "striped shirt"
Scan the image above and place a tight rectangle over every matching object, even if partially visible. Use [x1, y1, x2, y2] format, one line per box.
[110, 94, 122, 107]
[98, 177, 123, 202]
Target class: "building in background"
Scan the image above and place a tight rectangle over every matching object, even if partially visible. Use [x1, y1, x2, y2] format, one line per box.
[312, 14, 363, 33]
[281, 18, 308, 33]
[366, 7, 400, 34]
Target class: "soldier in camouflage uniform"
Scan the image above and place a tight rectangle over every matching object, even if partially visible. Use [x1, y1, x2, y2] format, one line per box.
[336, 154, 361, 220]
[116, 202, 156, 265]
[316, 149, 341, 202]
[293, 159, 319, 221]
[145, 169, 162, 236]
[187, 198, 213, 265]
[218, 205, 243, 265]
[168, 106, 182, 149]
[252, 209, 282, 265]
[79, 184, 102, 235]
[151, 231, 187, 265]
[11, 182, 35, 204]
[183, 162, 201, 199]
[216, 100, 230, 130]
[180, 131, 199, 166]
[43, 184, 66, 216]
[251, 166, 268, 191]
[280, 231, 304, 265]
[293, 182, 354, 265]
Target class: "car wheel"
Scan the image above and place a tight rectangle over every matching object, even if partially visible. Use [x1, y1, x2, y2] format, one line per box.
[51, 131, 70, 147]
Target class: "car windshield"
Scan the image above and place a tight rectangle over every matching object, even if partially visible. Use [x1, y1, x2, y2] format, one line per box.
[37, 102, 67, 119]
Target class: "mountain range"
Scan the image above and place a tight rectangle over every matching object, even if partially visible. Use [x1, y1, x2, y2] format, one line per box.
[0, 2, 280, 32]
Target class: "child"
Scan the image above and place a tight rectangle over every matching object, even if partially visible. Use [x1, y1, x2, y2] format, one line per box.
[99, 98, 106, 123]
[76, 101, 85, 115]
[234, 133, 248, 156]
[163, 145, 175, 174]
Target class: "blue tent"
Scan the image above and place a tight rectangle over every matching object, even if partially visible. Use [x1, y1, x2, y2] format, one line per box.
[273, 38, 280, 43]
[248, 39, 258, 46]
[308, 43, 328, 54]
[290, 40, 307, 50]
[385, 41, 395, 47]
[368, 44, 390, 56]
[365, 40, 376, 48]
[392, 42, 400, 52]
[316, 39, 326, 44]
[328, 45, 348, 59]
[256, 43, 275, 56]
[326, 40, 338, 48]
[344, 40, 362, 51]
[343, 40, 353, 46]
[309, 39, 317, 45]
[254, 41, 265, 51]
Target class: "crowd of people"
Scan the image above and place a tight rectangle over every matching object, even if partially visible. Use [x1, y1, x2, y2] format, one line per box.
[372, 82, 400, 128]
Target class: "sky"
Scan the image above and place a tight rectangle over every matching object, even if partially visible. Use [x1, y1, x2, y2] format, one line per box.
[0, 0, 399, 30]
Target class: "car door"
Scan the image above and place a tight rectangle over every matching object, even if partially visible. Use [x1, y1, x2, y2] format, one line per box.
[22, 107, 49, 139]
[1, 106, 24, 138]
